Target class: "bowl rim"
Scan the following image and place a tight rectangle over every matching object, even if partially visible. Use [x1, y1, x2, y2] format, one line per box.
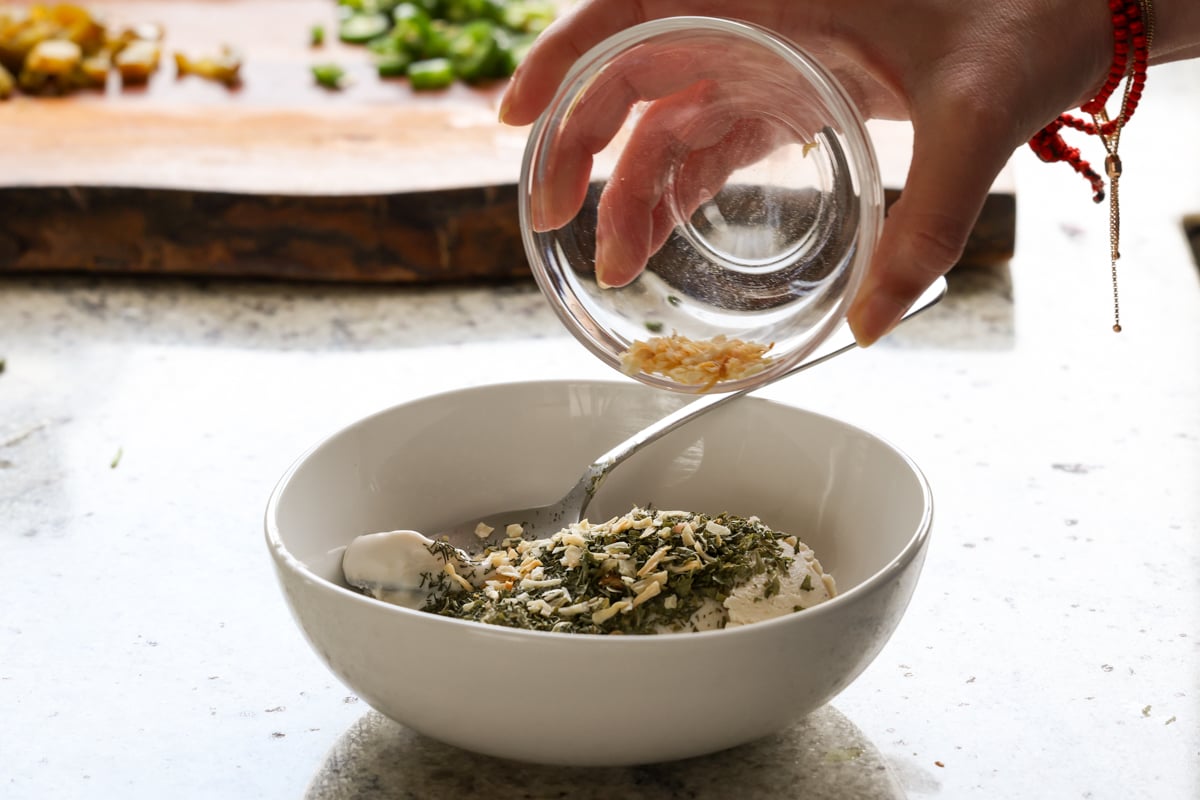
[264, 378, 933, 644]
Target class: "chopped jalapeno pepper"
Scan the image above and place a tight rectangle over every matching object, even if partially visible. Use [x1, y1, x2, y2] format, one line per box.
[330, 0, 556, 90]
[311, 62, 346, 89]
[338, 13, 390, 44]
[448, 20, 500, 83]
[406, 57, 453, 90]
[374, 51, 411, 77]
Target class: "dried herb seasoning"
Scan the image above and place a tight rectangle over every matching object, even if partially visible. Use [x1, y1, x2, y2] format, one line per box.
[420, 506, 818, 635]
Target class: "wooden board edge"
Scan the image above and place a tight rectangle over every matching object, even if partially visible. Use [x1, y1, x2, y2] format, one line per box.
[0, 183, 1015, 284]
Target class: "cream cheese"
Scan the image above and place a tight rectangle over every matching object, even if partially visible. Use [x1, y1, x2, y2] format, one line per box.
[342, 529, 465, 609]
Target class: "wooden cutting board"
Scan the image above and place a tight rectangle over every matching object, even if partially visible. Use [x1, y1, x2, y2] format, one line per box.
[0, 0, 1014, 283]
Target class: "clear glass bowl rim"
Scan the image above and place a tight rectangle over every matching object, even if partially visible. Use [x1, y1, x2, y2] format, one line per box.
[518, 15, 884, 394]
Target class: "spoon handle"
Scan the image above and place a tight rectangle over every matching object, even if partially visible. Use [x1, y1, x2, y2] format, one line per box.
[572, 277, 949, 517]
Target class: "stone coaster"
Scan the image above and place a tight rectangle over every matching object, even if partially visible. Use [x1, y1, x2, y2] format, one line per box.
[305, 705, 902, 800]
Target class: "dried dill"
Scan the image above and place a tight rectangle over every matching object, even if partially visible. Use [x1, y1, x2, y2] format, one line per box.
[422, 507, 810, 635]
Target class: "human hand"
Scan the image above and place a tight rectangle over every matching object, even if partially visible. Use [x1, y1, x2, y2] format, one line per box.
[501, 0, 1113, 345]
[523, 31, 834, 291]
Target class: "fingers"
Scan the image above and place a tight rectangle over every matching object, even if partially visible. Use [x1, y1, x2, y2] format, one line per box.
[597, 112, 787, 287]
[593, 80, 726, 287]
[525, 25, 816, 238]
[499, 0, 646, 126]
[499, 0, 816, 126]
[529, 46, 709, 232]
[847, 99, 1014, 346]
[512, 7, 832, 237]
[592, 81, 795, 287]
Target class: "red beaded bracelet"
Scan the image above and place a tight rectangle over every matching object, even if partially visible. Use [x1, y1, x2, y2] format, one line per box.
[1028, 0, 1155, 332]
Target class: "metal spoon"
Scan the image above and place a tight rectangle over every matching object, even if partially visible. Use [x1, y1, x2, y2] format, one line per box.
[439, 277, 947, 547]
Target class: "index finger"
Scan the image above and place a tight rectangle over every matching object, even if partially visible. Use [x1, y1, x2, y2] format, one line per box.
[532, 42, 790, 231]
[499, 0, 805, 125]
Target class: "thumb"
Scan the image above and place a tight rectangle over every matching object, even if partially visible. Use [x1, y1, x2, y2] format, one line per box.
[848, 101, 1014, 346]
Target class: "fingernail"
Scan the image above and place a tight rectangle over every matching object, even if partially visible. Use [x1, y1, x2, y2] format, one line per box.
[852, 327, 879, 349]
[849, 293, 905, 348]
[595, 244, 613, 289]
[498, 93, 513, 124]
[531, 193, 550, 232]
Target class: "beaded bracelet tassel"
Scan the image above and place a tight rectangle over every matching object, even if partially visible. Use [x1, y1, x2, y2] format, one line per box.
[1028, 0, 1154, 332]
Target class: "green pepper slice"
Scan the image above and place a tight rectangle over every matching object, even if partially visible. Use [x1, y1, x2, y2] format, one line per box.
[311, 62, 346, 89]
[375, 51, 412, 77]
[448, 20, 500, 82]
[407, 57, 454, 90]
[338, 13, 390, 44]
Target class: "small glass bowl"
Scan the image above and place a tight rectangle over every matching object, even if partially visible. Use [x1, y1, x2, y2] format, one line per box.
[519, 16, 882, 394]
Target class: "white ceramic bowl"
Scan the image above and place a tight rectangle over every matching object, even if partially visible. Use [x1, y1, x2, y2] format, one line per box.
[265, 380, 932, 766]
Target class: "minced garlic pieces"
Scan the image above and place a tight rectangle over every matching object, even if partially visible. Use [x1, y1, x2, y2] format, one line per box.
[443, 562, 474, 592]
[619, 333, 774, 389]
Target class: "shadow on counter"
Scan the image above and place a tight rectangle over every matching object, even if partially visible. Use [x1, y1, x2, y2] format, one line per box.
[0, 254, 1015, 355]
[305, 705, 907, 800]
[880, 260, 1015, 352]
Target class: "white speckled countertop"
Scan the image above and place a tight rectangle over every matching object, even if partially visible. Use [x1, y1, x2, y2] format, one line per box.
[2, 61, 1198, 800]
